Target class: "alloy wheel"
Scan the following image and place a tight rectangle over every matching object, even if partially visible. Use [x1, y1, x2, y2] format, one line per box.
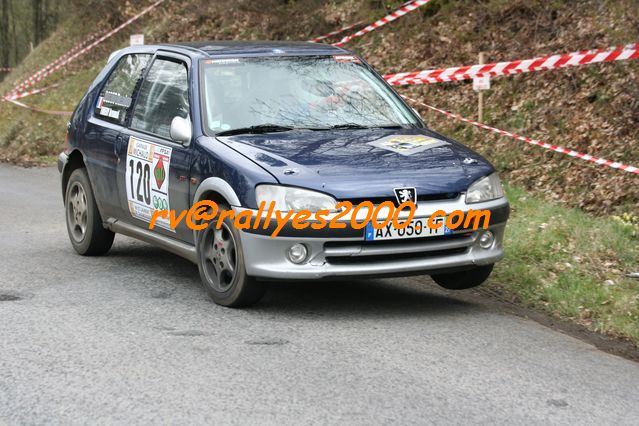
[202, 222, 238, 292]
[67, 181, 88, 242]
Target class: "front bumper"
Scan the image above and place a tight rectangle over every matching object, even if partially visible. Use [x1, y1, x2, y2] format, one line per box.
[57, 152, 68, 174]
[237, 197, 509, 280]
[58, 152, 69, 203]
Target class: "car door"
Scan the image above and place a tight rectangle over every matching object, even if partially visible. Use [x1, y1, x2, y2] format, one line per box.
[115, 52, 194, 243]
[83, 53, 152, 219]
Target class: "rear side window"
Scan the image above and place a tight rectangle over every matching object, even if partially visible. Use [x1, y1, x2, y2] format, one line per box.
[131, 58, 189, 139]
[95, 54, 151, 125]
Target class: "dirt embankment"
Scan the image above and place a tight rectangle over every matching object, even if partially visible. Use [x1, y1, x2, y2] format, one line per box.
[2, 0, 638, 214]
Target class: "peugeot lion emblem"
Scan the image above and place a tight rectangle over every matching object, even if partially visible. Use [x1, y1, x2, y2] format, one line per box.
[394, 187, 417, 204]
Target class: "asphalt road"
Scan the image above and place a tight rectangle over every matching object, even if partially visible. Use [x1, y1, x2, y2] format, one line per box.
[1, 163, 638, 425]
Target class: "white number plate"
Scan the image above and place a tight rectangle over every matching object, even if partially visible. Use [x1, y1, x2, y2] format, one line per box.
[365, 216, 452, 241]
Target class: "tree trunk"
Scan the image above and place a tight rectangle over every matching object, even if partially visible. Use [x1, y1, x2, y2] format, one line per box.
[32, 0, 43, 45]
[1, 0, 9, 68]
[10, 0, 18, 65]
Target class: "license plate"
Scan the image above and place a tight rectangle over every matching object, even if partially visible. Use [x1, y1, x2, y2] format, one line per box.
[365, 216, 452, 241]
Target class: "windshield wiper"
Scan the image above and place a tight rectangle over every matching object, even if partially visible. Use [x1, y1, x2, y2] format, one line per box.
[216, 124, 295, 136]
[305, 123, 373, 131]
[308, 123, 407, 131]
[374, 124, 405, 129]
[328, 123, 368, 130]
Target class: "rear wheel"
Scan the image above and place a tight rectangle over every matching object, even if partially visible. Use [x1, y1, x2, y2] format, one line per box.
[196, 204, 266, 307]
[65, 168, 114, 256]
[431, 264, 494, 290]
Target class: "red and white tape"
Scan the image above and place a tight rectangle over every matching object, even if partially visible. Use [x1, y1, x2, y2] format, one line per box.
[7, 84, 59, 101]
[403, 96, 639, 175]
[0, 67, 11, 72]
[5, 97, 71, 116]
[333, 0, 432, 47]
[385, 43, 639, 85]
[7, 33, 99, 98]
[4, 0, 164, 103]
[309, 20, 365, 43]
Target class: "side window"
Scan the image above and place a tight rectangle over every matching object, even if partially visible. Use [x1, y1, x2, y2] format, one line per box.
[131, 58, 190, 139]
[95, 54, 151, 125]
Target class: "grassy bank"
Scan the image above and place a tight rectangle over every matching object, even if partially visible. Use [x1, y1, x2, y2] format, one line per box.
[490, 185, 639, 344]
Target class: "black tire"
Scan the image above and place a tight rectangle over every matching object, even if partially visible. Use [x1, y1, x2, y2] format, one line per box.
[65, 168, 115, 256]
[431, 264, 494, 290]
[196, 204, 266, 307]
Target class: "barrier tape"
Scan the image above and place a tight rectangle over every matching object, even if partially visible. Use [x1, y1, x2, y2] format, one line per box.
[385, 43, 639, 85]
[309, 20, 365, 43]
[7, 32, 99, 98]
[402, 96, 639, 175]
[333, 0, 432, 47]
[0, 67, 11, 72]
[7, 84, 59, 101]
[5, 98, 71, 116]
[4, 0, 164, 103]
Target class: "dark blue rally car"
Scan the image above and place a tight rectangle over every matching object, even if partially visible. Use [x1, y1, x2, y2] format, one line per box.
[59, 41, 509, 307]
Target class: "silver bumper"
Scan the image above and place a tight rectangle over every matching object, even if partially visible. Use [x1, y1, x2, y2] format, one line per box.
[57, 152, 69, 174]
[237, 197, 508, 280]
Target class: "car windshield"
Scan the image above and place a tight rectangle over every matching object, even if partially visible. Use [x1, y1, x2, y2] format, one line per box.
[200, 56, 421, 134]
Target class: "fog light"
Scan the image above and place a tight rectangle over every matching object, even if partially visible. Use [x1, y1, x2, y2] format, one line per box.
[287, 243, 308, 264]
[479, 231, 495, 249]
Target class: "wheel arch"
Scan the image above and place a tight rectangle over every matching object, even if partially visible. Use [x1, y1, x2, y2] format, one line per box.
[62, 149, 86, 202]
[191, 177, 242, 243]
[193, 177, 241, 207]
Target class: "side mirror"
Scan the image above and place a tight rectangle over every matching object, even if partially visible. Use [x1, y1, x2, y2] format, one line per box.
[170, 116, 192, 146]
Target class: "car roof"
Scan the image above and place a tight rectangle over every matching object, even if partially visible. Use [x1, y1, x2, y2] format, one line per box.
[157, 40, 350, 57]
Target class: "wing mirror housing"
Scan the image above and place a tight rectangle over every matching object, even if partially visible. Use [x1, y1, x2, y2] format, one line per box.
[170, 116, 192, 146]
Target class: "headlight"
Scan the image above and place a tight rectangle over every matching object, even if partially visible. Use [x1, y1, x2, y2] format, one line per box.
[255, 184, 337, 212]
[465, 172, 504, 204]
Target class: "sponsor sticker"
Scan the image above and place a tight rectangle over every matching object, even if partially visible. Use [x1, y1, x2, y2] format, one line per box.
[125, 136, 173, 231]
[99, 106, 112, 117]
[368, 135, 449, 156]
[103, 91, 131, 108]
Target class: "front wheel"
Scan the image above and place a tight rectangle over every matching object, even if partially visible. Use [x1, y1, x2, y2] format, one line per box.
[196, 204, 266, 307]
[431, 264, 494, 290]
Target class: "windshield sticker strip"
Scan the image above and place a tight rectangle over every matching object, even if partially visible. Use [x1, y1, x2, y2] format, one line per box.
[333, 55, 361, 63]
[204, 58, 241, 65]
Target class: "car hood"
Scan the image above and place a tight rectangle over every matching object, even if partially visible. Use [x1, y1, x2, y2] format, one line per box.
[216, 128, 494, 200]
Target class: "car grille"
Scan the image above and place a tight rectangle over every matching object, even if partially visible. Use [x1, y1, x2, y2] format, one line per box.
[325, 247, 468, 265]
[323, 233, 474, 265]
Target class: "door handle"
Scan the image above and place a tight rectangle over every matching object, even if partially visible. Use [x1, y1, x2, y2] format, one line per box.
[115, 134, 124, 161]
